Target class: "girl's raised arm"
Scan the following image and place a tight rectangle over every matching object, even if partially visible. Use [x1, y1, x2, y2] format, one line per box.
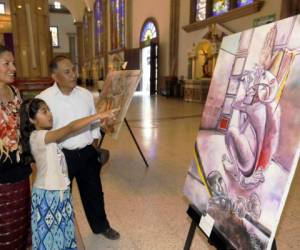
[44, 108, 119, 144]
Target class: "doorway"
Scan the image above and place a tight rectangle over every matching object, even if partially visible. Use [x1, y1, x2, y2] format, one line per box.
[138, 18, 159, 95]
[141, 46, 151, 93]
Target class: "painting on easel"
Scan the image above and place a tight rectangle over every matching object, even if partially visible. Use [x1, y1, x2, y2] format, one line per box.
[96, 70, 141, 139]
[184, 15, 300, 250]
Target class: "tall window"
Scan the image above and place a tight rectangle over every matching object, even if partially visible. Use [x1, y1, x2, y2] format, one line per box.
[94, 0, 105, 56]
[49, 26, 59, 47]
[194, 0, 257, 21]
[54, 1, 61, 9]
[196, 0, 207, 21]
[212, 0, 230, 16]
[0, 3, 5, 14]
[110, 0, 125, 50]
[237, 0, 254, 7]
[140, 21, 157, 43]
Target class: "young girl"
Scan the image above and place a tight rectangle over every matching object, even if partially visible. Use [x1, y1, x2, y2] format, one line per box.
[20, 98, 117, 250]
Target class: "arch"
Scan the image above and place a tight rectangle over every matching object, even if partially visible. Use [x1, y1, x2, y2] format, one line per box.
[48, 0, 86, 21]
[139, 17, 159, 95]
[139, 17, 159, 48]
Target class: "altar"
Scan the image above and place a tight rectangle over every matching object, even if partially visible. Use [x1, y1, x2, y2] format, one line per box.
[183, 78, 210, 104]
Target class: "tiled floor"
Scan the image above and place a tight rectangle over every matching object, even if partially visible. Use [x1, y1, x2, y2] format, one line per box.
[72, 95, 300, 250]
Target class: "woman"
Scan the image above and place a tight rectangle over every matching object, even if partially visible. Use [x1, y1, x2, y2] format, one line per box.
[0, 45, 31, 249]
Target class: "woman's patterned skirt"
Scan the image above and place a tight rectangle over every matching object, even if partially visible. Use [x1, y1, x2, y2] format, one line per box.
[0, 178, 31, 249]
[31, 188, 77, 250]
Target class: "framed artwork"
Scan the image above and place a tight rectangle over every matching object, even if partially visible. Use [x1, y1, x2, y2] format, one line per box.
[184, 15, 300, 250]
[96, 70, 141, 139]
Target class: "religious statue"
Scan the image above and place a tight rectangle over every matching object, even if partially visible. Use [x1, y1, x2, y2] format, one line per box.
[187, 24, 225, 80]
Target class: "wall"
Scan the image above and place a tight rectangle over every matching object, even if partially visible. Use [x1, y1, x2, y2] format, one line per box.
[48, 0, 85, 21]
[178, 0, 283, 78]
[130, 0, 171, 77]
[49, 12, 76, 53]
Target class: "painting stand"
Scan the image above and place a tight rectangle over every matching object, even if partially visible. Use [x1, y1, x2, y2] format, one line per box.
[183, 205, 277, 250]
[124, 118, 149, 167]
[99, 119, 149, 168]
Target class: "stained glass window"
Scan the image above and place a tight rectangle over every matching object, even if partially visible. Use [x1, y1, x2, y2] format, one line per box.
[110, 0, 125, 50]
[212, 0, 230, 16]
[140, 21, 157, 42]
[196, 0, 207, 21]
[237, 0, 254, 7]
[94, 0, 104, 56]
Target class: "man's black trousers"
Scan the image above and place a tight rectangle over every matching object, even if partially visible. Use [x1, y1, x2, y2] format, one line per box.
[62, 145, 110, 233]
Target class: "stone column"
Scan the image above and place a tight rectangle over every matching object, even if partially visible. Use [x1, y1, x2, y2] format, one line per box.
[75, 21, 84, 74]
[169, 0, 180, 76]
[87, 11, 93, 62]
[67, 33, 76, 65]
[10, 0, 51, 78]
[36, 0, 51, 76]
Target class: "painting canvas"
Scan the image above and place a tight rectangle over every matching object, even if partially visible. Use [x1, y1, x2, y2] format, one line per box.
[96, 70, 141, 139]
[183, 15, 300, 250]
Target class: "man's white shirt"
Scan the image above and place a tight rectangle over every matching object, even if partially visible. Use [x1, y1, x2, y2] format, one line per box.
[36, 83, 101, 150]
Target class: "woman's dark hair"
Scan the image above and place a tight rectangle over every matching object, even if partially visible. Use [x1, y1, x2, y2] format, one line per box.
[20, 98, 46, 165]
[0, 45, 12, 56]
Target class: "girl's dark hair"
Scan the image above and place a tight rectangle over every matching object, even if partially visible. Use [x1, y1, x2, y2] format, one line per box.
[20, 98, 46, 165]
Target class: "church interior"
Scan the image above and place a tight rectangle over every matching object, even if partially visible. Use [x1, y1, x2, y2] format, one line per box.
[0, 0, 299, 249]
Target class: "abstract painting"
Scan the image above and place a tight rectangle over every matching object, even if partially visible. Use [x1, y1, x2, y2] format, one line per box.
[184, 15, 300, 250]
[96, 70, 141, 139]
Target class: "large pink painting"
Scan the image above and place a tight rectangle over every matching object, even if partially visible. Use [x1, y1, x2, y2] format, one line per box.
[183, 15, 300, 250]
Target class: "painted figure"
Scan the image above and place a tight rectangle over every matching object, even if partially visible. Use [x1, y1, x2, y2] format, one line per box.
[222, 26, 283, 189]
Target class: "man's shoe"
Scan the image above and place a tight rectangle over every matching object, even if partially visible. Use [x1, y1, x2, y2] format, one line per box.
[101, 227, 120, 240]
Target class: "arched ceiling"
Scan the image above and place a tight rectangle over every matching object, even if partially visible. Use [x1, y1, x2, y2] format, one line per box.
[48, 0, 96, 21]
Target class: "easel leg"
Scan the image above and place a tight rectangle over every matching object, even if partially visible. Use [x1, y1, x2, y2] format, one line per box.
[183, 220, 197, 250]
[271, 239, 277, 250]
[124, 118, 149, 167]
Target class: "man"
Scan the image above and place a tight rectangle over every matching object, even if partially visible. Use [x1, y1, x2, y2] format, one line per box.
[37, 55, 120, 240]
